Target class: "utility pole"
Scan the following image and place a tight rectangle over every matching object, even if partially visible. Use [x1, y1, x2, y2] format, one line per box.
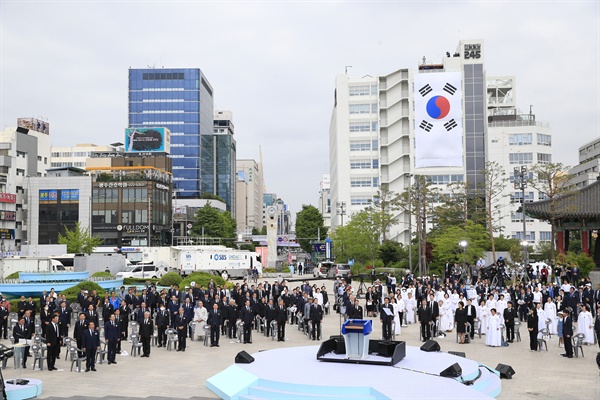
[514, 166, 528, 265]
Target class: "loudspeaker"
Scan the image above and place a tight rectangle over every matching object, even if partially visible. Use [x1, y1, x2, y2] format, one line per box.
[377, 341, 396, 357]
[448, 351, 466, 358]
[420, 340, 440, 352]
[495, 363, 515, 379]
[235, 350, 255, 364]
[439, 363, 462, 378]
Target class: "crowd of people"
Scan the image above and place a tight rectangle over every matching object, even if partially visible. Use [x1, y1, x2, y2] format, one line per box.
[342, 259, 600, 359]
[0, 277, 333, 372]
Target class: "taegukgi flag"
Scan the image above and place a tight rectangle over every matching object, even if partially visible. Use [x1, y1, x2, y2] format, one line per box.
[413, 72, 463, 168]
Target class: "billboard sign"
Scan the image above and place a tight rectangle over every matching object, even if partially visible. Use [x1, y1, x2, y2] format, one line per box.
[0, 228, 15, 239]
[125, 127, 170, 154]
[17, 117, 50, 134]
[413, 71, 463, 168]
[0, 211, 16, 221]
[0, 193, 16, 203]
[60, 189, 80, 203]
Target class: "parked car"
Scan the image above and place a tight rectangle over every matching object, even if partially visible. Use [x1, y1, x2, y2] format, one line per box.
[313, 261, 334, 278]
[116, 263, 169, 279]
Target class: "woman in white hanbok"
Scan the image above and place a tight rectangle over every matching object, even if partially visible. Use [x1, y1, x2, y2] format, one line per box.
[450, 290, 460, 312]
[405, 293, 417, 325]
[439, 300, 453, 332]
[543, 296, 558, 335]
[477, 300, 489, 335]
[396, 292, 407, 327]
[535, 303, 547, 339]
[577, 305, 595, 344]
[485, 309, 502, 347]
[391, 299, 401, 336]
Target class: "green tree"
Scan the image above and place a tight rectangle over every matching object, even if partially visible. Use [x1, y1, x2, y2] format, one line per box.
[191, 203, 237, 239]
[433, 182, 484, 231]
[331, 211, 379, 264]
[429, 220, 489, 266]
[481, 161, 508, 262]
[58, 221, 103, 254]
[378, 240, 407, 267]
[528, 163, 573, 262]
[295, 205, 327, 252]
[364, 186, 402, 242]
[493, 235, 519, 252]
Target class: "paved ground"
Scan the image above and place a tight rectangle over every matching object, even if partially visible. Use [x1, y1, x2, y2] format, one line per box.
[2, 276, 599, 400]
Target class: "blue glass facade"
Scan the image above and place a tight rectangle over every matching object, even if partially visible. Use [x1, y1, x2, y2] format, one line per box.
[128, 68, 214, 198]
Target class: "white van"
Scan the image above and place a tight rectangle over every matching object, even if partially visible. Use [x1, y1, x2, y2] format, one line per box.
[116, 263, 168, 279]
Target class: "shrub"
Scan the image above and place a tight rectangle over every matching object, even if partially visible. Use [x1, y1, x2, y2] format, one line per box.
[92, 271, 114, 279]
[5, 272, 20, 280]
[59, 281, 106, 305]
[158, 272, 182, 287]
[180, 272, 233, 290]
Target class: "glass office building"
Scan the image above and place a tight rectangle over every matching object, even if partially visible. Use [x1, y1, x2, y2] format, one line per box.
[128, 68, 214, 198]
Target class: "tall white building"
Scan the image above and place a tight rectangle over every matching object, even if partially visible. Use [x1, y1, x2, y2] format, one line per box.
[486, 77, 553, 243]
[236, 159, 264, 235]
[50, 143, 122, 169]
[0, 118, 52, 251]
[328, 40, 553, 247]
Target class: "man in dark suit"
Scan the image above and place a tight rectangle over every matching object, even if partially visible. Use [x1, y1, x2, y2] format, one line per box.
[380, 297, 394, 340]
[85, 305, 99, 327]
[155, 305, 170, 347]
[45, 313, 61, 370]
[0, 302, 9, 340]
[17, 296, 27, 319]
[562, 310, 574, 358]
[82, 321, 100, 371]
[118, 302, 130, 339]
[240, 300, 254, 344]
[182, 298, 195, 338]
[310, 298, 323, 340]
[428, 294, 440, 337]
[503, 301, 517, 342]
[104, 314, 120, 364]
[175, 307, 188, 351]
[207, 303, 222, 347]
[113, 308, 125, 353]
[73, 312, 88, 357]
[139, 311, 153, 357]
[465, 299, 477, 339]
[13, 316, 31, 368]
[58, 301, 71, 342]
[137, 302, 150, 325]
[417, 299, 431, 342]
[275, 299, 287, 342]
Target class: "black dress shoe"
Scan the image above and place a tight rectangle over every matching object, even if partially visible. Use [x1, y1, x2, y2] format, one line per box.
[112, 361, 117, 364]
[176, 349, 182, 352]
[92, 368, 97, 371]
[157, 345, 162, 348]
[85, 368, 90, 372]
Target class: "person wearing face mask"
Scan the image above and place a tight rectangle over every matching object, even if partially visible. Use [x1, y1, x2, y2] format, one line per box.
[155, 304, 170, 347]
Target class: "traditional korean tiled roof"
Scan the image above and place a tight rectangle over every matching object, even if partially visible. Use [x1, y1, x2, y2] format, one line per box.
[524, 179, 600, 219]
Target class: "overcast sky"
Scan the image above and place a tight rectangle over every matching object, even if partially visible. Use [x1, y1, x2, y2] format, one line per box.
[1, 1, 598, 219]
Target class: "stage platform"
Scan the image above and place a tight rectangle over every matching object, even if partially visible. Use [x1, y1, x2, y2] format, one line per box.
[207, 345, 501, 400]
[3, 378, 43, 400]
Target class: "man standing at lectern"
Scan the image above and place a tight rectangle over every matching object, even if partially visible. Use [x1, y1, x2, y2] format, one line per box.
[380, 297, 394, 340]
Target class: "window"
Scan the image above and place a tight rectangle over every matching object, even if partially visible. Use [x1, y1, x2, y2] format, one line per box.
[16, 168, 25, 176]
[372, 139, 378, 149]
[539, 231, 552, 242]
[351, 197, 372, 206]
[16, 151, 26, 158]
[372, 121, 378, 131]
[372, 177, 379, 187]
[349, 86, 370, 96]
[512, 232, 535, 241]
[537, 134, 551, 146]
[510, 192, 535, 203]
[350, 141, 371, 151]
[351, 179, 372, 187]
[37, 156, 42, 161]
[349, 122, 371, 132]
[426, 175, 464, 185]
[372, 159, 379, 169]
[537, 153, 552, 164]
[350, 161, 371, 169]
[371, 103, 378, 113]
[538, 192, 549, 200]
[509, 153, 533, 164]
[349, 104, 371, 114]
[508, 133, 532, 146]
[511, 212, 534, 223]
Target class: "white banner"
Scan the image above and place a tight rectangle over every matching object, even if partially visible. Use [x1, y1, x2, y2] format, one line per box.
[414, 72, 463, 168]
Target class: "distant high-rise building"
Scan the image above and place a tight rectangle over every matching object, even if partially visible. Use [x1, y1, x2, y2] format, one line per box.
[128, 68, 214, 199]
[568, 138, 600, 188]
[236, 159, 264, 235]
[201, 110, 236, 216]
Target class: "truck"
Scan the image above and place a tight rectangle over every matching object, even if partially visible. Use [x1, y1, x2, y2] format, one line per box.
[0, 257, 66, 279]
[139, 245, 262, 280]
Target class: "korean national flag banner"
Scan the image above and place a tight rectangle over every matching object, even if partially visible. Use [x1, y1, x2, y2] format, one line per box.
[414, 72, 463, 168]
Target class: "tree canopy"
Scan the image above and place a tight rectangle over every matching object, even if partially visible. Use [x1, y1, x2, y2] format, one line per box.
[191, 203, 236, 239]
[58, 221, 103, 254]
[331, 210, 379, 264]
[295, 204, 327, 252]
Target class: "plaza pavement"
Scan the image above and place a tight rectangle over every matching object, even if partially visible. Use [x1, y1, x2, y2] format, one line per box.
[2, 277, 599, 400]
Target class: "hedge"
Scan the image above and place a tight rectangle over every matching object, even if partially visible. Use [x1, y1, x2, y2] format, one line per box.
[5, 272, 20, 280]
[59, 281, 107, 305]
[180, 272, 233, 290]
[158, 272, 183, 287]
[92, 271, 114, 279]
